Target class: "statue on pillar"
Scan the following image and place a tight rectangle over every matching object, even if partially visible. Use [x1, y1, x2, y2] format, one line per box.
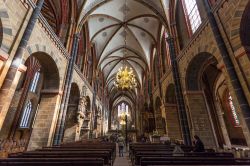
[77, 96, 87, 125]
[75, 96, 87, 141]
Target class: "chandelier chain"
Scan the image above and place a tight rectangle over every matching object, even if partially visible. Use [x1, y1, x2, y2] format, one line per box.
[114, 0, 137, 90]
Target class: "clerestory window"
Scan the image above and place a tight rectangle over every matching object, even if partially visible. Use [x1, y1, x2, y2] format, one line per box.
[227, 93, 240, 127]
[182, 0, 202, 34]
[29, 71, 40, 93]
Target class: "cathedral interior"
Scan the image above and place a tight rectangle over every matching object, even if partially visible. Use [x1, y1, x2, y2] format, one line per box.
[0, 0, 250, 165]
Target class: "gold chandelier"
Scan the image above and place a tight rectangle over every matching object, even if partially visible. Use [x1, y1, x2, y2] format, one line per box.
[113, 0, 137, 90]
[114, 66, 137, 90]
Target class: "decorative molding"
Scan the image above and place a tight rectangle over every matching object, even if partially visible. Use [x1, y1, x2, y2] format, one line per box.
[216, 61, 225, 70]
[234, 47, 247, 59]
[0, 50, 9, 61]
[17, 64, 27, 72]
[41, 89, 61, 94]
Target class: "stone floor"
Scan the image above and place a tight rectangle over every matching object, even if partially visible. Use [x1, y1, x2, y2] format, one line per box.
[113, 144, 131, 166]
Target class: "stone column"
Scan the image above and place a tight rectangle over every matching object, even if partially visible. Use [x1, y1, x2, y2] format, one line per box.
[164, 104, 182, 140]
[202, 0, 250, 133]
[166, 36, 191, 145]
[0, 0, 44, 131]
[89, 82, 97, 139]
[161, 105, 168, 135]
[28, 91, 61, 150]
[214, 97, 232, 148]
[186, 91, 217, 148]
[53, 34, 80, 145]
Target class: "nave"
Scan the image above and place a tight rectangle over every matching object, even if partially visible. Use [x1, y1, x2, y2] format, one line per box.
[0, 139, 250, 165]
[1, 0, 250, 165]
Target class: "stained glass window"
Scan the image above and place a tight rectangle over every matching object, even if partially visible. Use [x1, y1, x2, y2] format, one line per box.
[20, 101, 32, 128]
[228, 94, 240, 127]
[30, 71, 40, 93]
[183, 0, 202, 33]
[118, 103, 129, 117]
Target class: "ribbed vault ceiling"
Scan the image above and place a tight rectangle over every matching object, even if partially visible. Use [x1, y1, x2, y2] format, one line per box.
[78, 0, 170, 106]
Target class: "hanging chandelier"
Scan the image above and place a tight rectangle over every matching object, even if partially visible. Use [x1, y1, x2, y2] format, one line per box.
[114, 0, 137, 90]
[114, 66, 137, 90]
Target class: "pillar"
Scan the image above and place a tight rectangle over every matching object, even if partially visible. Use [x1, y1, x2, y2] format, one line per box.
[164, 104, 182, 140]
[186, 91, 217, 148]
[28, 91, 61, 150]
[214, 97, 232, 148]
[53, 34, 80, 145]
[0, 0, 44, 131]
[166, 36, 191, 145]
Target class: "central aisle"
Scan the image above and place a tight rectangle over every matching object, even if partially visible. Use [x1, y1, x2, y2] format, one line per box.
[113, 144, 131, 166]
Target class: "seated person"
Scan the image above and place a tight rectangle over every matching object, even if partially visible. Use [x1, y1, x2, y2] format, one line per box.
[193, 135, 205, 152]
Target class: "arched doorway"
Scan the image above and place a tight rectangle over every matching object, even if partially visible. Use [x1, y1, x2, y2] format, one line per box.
[0, 52, 60, 150]
[186, 52, 247, 148]
[165, 84, 182, 140]
[63, 83, 80, 143]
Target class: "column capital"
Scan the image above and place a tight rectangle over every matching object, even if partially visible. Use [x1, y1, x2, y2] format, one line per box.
[165, 35, 174, 42]
[17, 64, 27, 72]
[234, 47, 247, 59]
[0, 50, 9, 61]
[216, 61, 225, 70]
[73, 33, 81, 40]
[41, 89, 61, 94]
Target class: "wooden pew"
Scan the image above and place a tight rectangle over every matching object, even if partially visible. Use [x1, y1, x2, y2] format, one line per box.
[139, 156, 250, 166]
[53, 143, 117, 160]
[129, 144, 192, 159]
[140, 157, 235, 165]
[129, 143, 250, 166]
[10, 151, 112, 165]
[133, 152, 234, 165]
[0, 158, 104, 166]
[4, 141, 116, 166]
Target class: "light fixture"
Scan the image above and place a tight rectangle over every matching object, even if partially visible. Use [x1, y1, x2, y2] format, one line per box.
[119, 111, 129, 125]
[114, 0, 137, 90]
[114, 66, 137, 90]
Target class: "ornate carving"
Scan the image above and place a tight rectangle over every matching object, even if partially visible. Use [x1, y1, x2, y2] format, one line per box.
[77, 96, 87, 125]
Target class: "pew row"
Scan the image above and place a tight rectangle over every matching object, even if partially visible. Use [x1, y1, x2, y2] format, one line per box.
[2, 141, 116, 166]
